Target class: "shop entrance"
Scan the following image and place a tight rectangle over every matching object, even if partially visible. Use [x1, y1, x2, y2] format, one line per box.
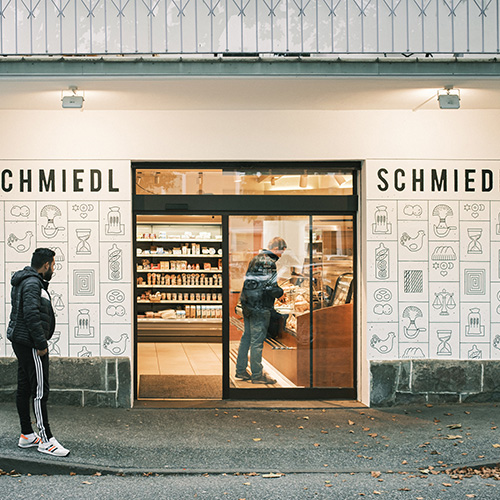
[133, 163, 358, 401]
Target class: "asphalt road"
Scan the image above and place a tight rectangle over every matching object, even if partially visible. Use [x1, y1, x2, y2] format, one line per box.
[0, 471, 498, 500]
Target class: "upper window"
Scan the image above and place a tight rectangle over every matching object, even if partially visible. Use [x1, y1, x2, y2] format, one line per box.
[135, 168, 354, 196]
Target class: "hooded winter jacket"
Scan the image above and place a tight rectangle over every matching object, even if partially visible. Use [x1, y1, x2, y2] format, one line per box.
[6, 266, 55, 350]
[240, 249, 284, 315]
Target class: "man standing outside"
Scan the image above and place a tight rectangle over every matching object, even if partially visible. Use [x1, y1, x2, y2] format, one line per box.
[235, 237, 287, 384]
[7, 248, 70, 457]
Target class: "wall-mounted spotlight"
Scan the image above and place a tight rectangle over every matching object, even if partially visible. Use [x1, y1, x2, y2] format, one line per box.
[154, 172, 161, 184]
[437, 87, 460, 109]
[61, 86, 84, 109]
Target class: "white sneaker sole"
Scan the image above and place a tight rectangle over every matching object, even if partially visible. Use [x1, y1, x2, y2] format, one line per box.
[38, 447, 70, 457]
[18, 442, 40, 448]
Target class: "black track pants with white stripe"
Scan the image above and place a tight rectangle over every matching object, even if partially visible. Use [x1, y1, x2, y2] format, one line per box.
[12, 342, 53, 442]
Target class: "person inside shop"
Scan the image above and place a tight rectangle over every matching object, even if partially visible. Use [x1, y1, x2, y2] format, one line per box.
[7, 248, 70, 457]
[235, 237, 287, 384]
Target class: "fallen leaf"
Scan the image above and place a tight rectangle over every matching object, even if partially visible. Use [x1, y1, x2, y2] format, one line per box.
[321, 430, 329, 434]
[373, 491, 381, 495]
[313, 443, 320, 447]
[401, 460, 408, 465]
[363, 427, 370, 432]
[465, 495, 476, 498]
[325, 484, 333, 488]
[442, 483, 452, 487]
[398, 488, 411, 491]
[243, 482, 251, 485]
[348, 420, 355, 426]
[69, 472, 76, 476]
[493, 444, 500, 448]
[426, 404, 433, 407]
[368, 433, 378, 438]
[252, 438, 261, 442]
[262, 473, 284, 478]
[446, 435, 462, 440]
[298, 426, 304, 429]
[303, 416, 309, 420]
[82, 481, 92, 485]
[371, 471, 381, 478]
[446, 424, 462, 429]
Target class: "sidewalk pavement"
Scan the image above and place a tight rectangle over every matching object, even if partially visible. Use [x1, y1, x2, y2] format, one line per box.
[0, 402, 498, 476]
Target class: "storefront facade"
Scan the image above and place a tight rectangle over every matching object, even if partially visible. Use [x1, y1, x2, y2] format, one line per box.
[1, 3, 500, 406]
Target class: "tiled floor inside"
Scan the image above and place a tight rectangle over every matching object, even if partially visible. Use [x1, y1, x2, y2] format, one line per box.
[137, 342, 295, 396]
[138, 342, 222, 376]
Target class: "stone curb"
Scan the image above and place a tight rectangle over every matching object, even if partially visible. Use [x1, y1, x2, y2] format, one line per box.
[1, 455, 498, 477]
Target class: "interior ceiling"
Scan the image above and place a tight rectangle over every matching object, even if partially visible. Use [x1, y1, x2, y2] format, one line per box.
[0, 78, 499, 111]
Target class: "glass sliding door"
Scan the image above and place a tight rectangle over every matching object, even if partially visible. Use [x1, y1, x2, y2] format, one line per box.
[228, 215, 354, 394]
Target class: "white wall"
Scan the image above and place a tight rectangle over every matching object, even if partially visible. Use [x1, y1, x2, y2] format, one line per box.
[2, 107, 500, 405]
[0, 109, 500, 161]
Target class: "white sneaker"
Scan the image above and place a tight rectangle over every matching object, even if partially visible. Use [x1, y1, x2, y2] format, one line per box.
[38, 437, 70, 457]
[18, 433, 42, 448]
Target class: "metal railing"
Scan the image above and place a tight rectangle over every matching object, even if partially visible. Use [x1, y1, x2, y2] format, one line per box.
[0, 0, 498, 56]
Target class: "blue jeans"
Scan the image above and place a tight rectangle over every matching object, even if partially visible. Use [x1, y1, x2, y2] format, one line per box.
[235, 309, 271, 380]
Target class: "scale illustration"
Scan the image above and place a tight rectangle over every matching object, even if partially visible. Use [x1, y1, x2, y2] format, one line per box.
[372, 206, 392, 234]
[432, 289, 456, 316]
[432, 204, 456, 237]
[465, 308, 485, 337]
[468, 344, 482, 359]
[103, 334, 129, 355]
[400, 230, 425, 252]
[374, 243, 389, 280]
[467, 228, 483, 254]
[436, 330, 452, 356]
[105, 207, 125, 235]
[74, 309, 95, 338]
[51, 292, 65, 315]
[370, 332, 395, 354]
[76, 228, 92, 254]
[431, 246, 457, 276]
[40, 205, 65, 239]
[402, 306, 427, 339]
[7, 231, 34, 253]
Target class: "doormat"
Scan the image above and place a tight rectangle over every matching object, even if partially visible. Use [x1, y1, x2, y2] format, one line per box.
[139, 375, 222, 399]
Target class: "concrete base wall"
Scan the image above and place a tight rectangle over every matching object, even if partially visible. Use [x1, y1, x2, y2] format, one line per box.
[371, 360, 500, 407]
[0, 357, 131, 408]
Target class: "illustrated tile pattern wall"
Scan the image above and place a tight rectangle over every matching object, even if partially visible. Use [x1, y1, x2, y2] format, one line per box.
[0, 200, 132, 359]
[367, 168, 500, 361]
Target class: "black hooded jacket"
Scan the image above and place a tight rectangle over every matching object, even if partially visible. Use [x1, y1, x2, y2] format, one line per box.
[240, 249, 284, 315]
[6, 266, 55, 350]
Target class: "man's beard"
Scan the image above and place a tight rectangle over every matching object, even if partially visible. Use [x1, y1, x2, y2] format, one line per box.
[43, 268, 54, 281]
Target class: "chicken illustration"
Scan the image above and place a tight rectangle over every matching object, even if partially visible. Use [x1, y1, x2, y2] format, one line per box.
[7, 231, 33, 253]
[103, 334, 129, 355]
[400, 230, 425, 252]
[370, 332, 395, 354]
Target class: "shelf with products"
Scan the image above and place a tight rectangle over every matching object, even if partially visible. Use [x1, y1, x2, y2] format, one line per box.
[135, 220, 224, 335]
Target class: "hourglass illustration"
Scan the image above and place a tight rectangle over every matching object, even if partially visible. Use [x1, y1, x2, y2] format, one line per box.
[467, 228, 483, 254]
[436, 330, 452, 356]
[76, 229, 92, 255]
[432, 289, 456, 316]
[74, 309, 94, 338]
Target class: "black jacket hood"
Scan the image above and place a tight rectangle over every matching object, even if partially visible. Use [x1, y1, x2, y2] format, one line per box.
[11, 266, 43, 287]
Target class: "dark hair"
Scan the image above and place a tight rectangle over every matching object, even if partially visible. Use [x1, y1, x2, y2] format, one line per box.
[31, 248, 56, 270]
[268, 237, 287, 251]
